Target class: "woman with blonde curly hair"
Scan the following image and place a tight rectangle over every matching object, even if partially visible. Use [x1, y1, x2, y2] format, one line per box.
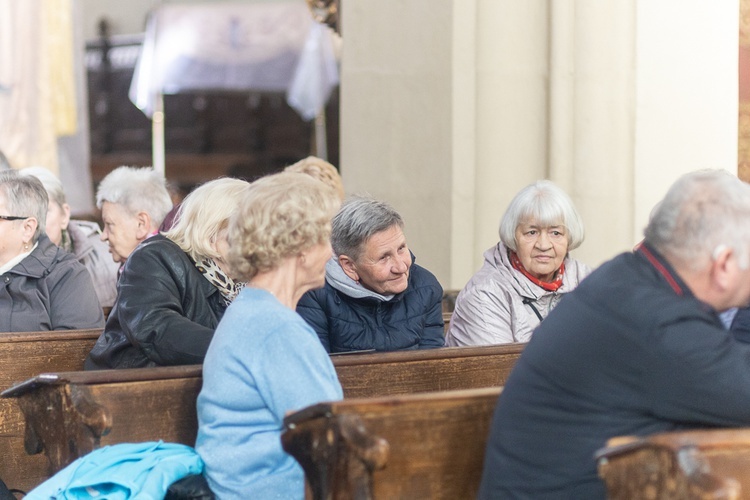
[85, 177, 250, 369]
[196, 171, 342, 499]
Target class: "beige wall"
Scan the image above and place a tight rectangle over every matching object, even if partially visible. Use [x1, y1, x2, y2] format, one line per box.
[82, 0, 740, 289]
[341, 0, 739, 289]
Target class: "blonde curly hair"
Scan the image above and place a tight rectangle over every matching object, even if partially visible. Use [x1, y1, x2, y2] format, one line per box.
[229, 171, 340, 281]
[165, 177, 251, 262]
[284, 156, 345, 202]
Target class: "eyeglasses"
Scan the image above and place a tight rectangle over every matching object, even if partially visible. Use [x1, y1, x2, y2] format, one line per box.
[0, 215, 28, 221]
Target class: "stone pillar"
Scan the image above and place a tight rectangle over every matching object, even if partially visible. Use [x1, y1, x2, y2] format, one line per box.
[341, 0, 738, 288]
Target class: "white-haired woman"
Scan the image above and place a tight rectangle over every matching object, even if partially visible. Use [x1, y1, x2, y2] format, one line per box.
[445, 180, 591, 346]
[20, 167, 119, 308]
[85, 177, 250, 369]
[196, 172, 342, 499]
[0, 171, 103, 331]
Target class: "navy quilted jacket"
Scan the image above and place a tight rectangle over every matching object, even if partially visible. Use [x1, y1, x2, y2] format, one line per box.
[296, 262, 445, 353]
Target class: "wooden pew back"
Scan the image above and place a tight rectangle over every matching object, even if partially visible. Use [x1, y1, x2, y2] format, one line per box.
[2, 344, 522, 490]
[333, 344, 524, 398]
[2, 365, 202, 476]
[0, 329, 102, 492]
[597, 429, 750, 499]
[282, 387, 501, 500]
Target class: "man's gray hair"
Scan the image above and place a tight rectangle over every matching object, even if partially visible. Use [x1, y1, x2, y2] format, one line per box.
[499, 180, 585, 252]
[331, 197, 404, 261]
[644, 169, 750, 270]
[96, 166, 172, 227]
[0, 170, 48, 242]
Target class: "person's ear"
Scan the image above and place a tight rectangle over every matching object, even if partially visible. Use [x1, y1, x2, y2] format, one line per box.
[134, 211, 152, 240]
[710, 244, 733, 291]
[20, 217, 38, 247]
[338, 254, 359, 282]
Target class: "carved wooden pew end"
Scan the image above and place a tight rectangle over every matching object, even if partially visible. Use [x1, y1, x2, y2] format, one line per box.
[596, 430, 750, 500]
[282, 387, 501, 500]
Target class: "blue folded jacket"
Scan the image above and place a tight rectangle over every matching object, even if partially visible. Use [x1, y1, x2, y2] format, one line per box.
[26, 441, 203, 500]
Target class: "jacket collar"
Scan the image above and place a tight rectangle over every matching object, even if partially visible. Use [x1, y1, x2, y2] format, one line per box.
[492, 242, 577, 300]
[635, 242, 693, 298]
[325, 252, 417, 303]
[8, 234, 59, 278]
[67, 220, 99, 259]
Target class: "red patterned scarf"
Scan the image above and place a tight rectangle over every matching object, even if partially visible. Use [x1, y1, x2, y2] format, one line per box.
[509, 251, 565, 292]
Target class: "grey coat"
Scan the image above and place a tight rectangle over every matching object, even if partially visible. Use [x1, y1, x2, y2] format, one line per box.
[0, 234, 105, 332]
[445, 242, 590, 346]
[67, 220, 119, 308]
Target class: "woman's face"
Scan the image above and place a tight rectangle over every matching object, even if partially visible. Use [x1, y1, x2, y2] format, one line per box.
[514, 218, 569, 282]
[45, 197, 70, 246]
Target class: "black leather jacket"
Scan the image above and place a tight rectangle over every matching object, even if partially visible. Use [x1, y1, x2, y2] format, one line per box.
[85, 234, 227, 369]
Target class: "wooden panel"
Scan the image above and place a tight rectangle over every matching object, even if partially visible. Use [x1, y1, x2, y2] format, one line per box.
[2, 345, 521, 491]
[0, 329, 102, 492]
[332, 344, 524, 398]
[283, 387, 501, 500]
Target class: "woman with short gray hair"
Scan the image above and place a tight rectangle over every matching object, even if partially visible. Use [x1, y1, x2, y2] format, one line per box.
[446, 180, 591, 346]
[297, 196, 445, 352]
[85, 177, 250, 369]
[0, 170, 103, 331]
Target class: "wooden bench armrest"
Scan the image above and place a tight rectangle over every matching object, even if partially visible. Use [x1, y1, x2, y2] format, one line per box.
[597, 431, 749, 500]
[1, 364, 203, 398]
[283, 412, 388, 500]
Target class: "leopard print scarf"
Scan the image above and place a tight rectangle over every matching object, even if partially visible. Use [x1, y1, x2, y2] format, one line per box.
[196, 257, 245, 305]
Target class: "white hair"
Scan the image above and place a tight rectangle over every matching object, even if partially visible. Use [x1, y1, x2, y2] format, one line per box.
[499, 180, 585, 252]
[96, 166, 172, 227]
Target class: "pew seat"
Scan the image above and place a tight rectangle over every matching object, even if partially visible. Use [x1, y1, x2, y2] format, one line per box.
[282, 387, 502, 500]
[596, 428, 750, 499]
[0, 328, 102, 492]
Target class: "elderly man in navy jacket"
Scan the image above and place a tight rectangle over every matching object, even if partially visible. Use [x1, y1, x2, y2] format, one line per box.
[479, 170, 750, 499]
[297, 197, 444, 353]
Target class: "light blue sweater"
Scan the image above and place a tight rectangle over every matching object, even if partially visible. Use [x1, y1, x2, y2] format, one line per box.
[196, 287, 343, 499]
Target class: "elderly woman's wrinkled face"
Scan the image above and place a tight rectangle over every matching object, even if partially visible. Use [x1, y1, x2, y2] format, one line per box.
[100, 201, 143, 264]
[344, 225, 411, 295]
[514, 219, 569, 282]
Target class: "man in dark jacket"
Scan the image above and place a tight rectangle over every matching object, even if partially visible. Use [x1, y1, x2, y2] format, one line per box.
[297, 197, 444, 353]
[479, 170, 750, 499]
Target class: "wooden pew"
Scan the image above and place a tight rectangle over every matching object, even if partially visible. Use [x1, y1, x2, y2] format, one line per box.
[282, 387, 501, 500]
[442, 289, 460, 314]
[596, 428, 750, 499]
[333, 343, 524, 398]
[2, 344, 523, 489]
[0, 329, 102, 492]
[1, 366, 202, 474]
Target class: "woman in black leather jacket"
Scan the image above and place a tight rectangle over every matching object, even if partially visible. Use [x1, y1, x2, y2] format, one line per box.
[85, 178, 250, 369]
